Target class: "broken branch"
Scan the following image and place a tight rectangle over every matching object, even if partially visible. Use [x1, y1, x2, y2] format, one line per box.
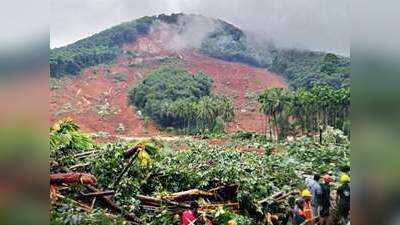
[162, 189, 214, 201]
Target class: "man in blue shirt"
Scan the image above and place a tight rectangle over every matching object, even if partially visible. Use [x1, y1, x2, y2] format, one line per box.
[305, 173, 322, 217]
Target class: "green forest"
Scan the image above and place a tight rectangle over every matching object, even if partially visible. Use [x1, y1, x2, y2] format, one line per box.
[127, 67, 234, 133]
[269, 51, 350, 89]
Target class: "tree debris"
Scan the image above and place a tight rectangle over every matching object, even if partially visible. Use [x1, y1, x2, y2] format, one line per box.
[50, 173, 97, 185]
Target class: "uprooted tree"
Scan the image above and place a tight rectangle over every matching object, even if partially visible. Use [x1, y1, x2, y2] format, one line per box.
[50, 119, 349, 225]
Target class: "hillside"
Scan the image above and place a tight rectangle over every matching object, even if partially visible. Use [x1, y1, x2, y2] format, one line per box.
[50, 13, 349, 136]
[50, 13, 350, 89]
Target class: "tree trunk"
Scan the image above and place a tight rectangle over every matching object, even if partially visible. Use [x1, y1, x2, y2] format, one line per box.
[163, 189, 214, 201]
[50, 173, 97, 186]
[137, 195, 190, 208]
[86, 186, 145, 224]
[273, 112, 279, 142]
[319, 125, 323, 145]
[269, 116, 273, 140]
[265, 115, 268, 138]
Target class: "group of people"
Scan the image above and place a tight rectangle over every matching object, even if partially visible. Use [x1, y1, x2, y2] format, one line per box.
[292, 173, 351, 225]
[179, 173, 350, 225]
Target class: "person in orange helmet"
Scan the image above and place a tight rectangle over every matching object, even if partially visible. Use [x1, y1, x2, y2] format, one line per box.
[227, 219, 237, 225]
[320, 174, 334, 225]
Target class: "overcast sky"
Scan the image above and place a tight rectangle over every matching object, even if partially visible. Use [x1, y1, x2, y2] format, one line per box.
[51, 0, 349, 55]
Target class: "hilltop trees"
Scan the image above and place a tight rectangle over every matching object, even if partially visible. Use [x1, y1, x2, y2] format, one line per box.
[270, 50, 350, 89]
[258, 86, 350, 142]
[127, 67, 234, 133]
[50, 16, 155, 77]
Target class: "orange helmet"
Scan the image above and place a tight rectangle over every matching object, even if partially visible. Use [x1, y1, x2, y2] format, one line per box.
[228, 220, 237, 225]
[323, 174, 334, 184]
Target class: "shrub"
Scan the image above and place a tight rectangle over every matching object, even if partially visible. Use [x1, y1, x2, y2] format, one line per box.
[110, 72, 127, 82]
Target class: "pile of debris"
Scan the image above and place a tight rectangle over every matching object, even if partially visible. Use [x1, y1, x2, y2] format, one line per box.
[49, 143, 297, 224]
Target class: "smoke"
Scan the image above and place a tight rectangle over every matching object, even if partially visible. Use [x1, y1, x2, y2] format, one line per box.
[157, 14, 220, 51]
[51, 0, 349, 55]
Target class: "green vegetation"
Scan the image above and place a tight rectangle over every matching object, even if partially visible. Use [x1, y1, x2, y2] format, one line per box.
[50, 120, 349, 225]
[270, 50, 350, 89]
[49, 119, 94, 167]
[51, 206, 126, 225]
[258, 86, 350, 142]
[127, 67, 234, 133]
[50, 16, 156, 77]
[50, 46, 120, 77]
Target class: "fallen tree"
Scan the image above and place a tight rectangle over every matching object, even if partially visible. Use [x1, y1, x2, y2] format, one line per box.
[49, 119, 350, 225]
[50, 173, 97, 185]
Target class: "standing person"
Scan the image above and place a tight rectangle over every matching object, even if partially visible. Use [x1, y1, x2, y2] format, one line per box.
[337, 174, 350, 225]
[181, 201, 199, 225]
[301, 189, 314, 225]
[292, 199, 306, 225]
[305, 174, 322, 218]
[320, 174, 334, 225]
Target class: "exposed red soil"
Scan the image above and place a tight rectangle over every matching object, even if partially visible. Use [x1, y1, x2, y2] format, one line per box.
[181, 51, 286, 133]
[50, 66, 162, 136]
[50, 26, 287, 136]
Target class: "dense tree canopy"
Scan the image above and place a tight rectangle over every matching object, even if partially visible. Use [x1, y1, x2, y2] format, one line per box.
[269, 50, 350, 89]
[127, 67, 234, 133]
[259, 86, 350, 142]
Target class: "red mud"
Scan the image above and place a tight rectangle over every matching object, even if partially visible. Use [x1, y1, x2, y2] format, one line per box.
[50, 65, 162, 136]
[182, 51, 286, 133]
[50, 27, 287, 136]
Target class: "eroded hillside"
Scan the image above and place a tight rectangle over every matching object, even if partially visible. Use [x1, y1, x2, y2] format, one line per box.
[50, 23, 286, 136]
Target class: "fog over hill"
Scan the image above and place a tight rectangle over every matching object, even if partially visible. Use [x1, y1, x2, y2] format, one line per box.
[51, 0, 349, 56]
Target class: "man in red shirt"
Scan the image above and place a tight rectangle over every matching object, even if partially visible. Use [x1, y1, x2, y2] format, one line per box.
[181, 201, 199, 225]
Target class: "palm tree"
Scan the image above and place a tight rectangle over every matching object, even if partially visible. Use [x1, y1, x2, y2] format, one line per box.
[259, 87, 292, 141]
[216, 95, 235, 122]
[259, 89, 274, 140]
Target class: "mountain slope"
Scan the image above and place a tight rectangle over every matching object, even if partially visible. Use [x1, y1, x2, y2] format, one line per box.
[50, 13, 350, 89]
[50, 13, 349, 136]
